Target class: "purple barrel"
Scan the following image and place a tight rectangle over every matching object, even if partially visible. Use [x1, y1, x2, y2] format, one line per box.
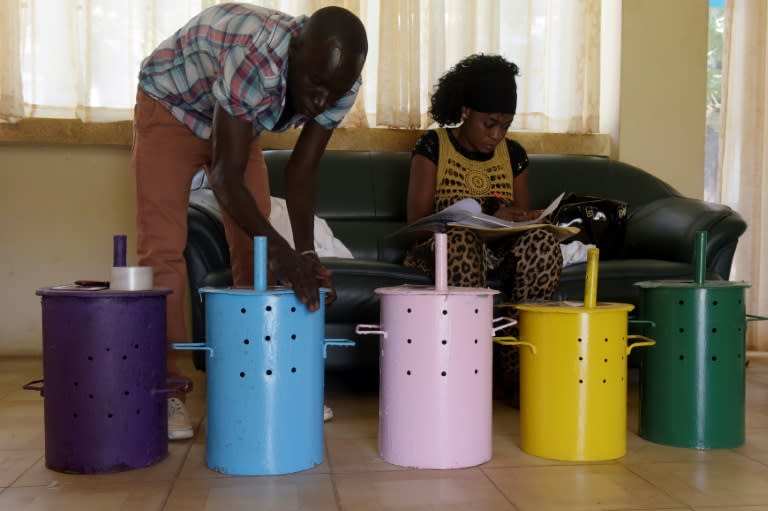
[26, 287, 172, 474]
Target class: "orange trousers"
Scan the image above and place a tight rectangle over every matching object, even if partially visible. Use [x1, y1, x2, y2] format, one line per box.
[131, 88, 271, 348]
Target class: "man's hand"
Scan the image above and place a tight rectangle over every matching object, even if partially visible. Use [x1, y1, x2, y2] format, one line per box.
[267, 241, 335, 312]
[303, 250, 337, 305]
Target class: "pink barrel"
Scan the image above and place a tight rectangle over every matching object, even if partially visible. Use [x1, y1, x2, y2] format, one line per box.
[356, 233, 512, 468]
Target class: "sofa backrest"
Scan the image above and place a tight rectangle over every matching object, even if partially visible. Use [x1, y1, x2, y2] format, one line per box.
[527, 155, 682, 208]
[264, 150, 412, 263]
[262, 150, 684, 263]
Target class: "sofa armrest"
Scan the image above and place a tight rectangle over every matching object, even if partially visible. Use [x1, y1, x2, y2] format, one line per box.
[624, 196, 747, 279]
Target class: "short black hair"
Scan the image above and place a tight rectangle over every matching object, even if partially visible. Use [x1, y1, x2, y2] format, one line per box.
[429, 54, 520, 126]
[305, 6, 368, 57]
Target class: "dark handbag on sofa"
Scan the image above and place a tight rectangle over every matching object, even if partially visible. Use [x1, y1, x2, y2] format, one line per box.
[553, 193, 628, 259]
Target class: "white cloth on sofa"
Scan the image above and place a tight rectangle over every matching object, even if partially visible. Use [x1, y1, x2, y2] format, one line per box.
[560, 240, 595, 267]
[268, 197, 354, 259]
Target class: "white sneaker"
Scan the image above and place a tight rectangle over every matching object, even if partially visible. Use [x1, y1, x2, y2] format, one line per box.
[324, 404, 334, 422]
[168, 397, 193, 440]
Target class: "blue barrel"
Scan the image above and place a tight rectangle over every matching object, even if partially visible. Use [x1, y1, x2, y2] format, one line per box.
[174, 237, 353, 475]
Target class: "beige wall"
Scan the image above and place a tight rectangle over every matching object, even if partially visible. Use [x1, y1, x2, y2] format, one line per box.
[0, 0, 710, 356]
[618, 0, 708, 199]
[0, 145, 137, 355]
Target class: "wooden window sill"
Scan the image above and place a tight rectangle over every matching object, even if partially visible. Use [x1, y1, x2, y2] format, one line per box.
[0, 118, 611, 156]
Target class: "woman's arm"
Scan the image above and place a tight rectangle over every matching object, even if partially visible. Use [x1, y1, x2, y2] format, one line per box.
[406, 154, 438, 224]
[512, 167, 531, 211]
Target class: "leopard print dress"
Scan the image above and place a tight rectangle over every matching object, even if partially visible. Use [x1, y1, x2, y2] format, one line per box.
[402, 128, 563, 404]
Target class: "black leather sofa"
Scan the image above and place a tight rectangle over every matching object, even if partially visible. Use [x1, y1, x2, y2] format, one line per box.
[184, 151, 747, 374]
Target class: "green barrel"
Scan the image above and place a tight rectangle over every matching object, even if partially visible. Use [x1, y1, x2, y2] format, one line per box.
[635, 279, 750, 449]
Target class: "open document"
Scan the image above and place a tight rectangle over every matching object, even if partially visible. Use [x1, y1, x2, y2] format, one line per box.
[396, 192, 579, 242]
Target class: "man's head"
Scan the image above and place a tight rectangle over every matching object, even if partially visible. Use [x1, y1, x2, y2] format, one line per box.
[288, 6, 368, 118]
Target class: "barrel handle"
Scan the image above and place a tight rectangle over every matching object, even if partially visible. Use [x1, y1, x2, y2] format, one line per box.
[492, 316, 518, 334]
[628, 319, 656, 328]
[323, 339, 356, 358]
[152, 378, 192, 396]
[626, 334, 656, 355]
[171, 342, 214, 358]
[355, 324, 387, 338]
[747, 314, 768, 322]
[22, 379, 44, 396]
[493, 336, 536, 355]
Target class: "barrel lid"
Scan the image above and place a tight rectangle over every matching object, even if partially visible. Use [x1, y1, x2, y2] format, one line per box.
[513, 300, 634, 313]
[634, 279, 750, 289]
[375, 284, 500, 296]
[199, 286, 329, 296]
[36, 286, 171, 298]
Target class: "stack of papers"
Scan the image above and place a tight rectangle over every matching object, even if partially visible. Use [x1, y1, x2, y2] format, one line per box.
[397, 192, 579, 241]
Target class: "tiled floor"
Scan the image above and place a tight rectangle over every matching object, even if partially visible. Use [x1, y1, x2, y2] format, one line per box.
[1, 353, 768, 510]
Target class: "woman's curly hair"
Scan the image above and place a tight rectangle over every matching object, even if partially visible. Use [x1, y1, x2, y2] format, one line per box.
[429, 54, 520, 126]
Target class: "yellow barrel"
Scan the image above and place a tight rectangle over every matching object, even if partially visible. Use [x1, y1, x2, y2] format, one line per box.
[496, 248, 655, 461]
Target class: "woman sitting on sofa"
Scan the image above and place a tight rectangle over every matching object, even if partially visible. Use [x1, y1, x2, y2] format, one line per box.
[402, 54, 563, 403]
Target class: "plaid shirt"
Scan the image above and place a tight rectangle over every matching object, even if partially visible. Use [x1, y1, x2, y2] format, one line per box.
[138, 3, 360, 140]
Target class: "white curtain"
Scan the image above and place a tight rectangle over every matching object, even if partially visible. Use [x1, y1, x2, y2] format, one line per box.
[0, 0, 600, 132]
[719, 1, 768, 350]
[0, 0, 24, 122]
